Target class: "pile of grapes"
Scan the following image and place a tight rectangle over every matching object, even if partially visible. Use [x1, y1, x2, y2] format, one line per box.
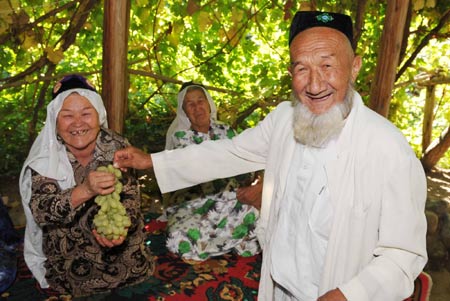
[93, 164, 131, 240]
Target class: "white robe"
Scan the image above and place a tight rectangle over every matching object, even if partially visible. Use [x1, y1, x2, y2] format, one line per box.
[271, 142, 336, 300]
[152, 90, 427, 301]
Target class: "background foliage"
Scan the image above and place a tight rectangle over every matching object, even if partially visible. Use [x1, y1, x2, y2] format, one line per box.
[0, 0, 449, 176]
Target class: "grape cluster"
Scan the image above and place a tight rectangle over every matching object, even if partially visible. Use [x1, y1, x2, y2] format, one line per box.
[93, 164, 131, 240]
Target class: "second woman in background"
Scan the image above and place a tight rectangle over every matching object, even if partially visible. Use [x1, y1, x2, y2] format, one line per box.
[162, 81, 263, 261]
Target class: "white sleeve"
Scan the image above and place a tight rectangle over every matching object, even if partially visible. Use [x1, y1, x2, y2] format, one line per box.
[152, 102, 290, 193]
[340, 156, 428, 301]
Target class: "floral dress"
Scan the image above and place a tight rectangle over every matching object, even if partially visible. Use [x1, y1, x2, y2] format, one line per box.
[29, 129, 154, 297]
[164, 122, 261, 261]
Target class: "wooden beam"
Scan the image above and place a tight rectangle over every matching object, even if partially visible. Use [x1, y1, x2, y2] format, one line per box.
[368, 0, 409, 117]
[102, 0, 131, 134]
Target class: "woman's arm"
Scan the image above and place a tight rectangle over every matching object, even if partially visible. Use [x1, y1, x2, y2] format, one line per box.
[29, 171, 78, 226]
[29, 169, 116, 226]
[237, 181, 263, 209]
[71, 170, 116, 207]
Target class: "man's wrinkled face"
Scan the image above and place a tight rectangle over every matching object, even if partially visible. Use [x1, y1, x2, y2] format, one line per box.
[289, 27, 361, 115]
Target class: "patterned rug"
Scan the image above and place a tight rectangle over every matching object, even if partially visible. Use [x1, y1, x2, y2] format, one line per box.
[1, 213, 260, 301]
[0, 213, 431, 301]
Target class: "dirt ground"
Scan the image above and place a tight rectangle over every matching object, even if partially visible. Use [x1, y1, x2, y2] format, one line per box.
[424, 168, 450, 301]
[426, 168, 450, 202]
[1, 168, 450, 300]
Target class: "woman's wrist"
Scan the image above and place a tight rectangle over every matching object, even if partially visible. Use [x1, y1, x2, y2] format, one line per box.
[81, 183, 95, 198]
[70, 184, 95, 208]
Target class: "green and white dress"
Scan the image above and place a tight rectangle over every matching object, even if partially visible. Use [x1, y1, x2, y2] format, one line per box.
[164, 121, 261, 261]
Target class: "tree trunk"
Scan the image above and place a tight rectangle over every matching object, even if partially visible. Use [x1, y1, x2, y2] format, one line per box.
[422, 85, 436, 153]
[368, 0, 409, 117]
[102, 0, 131, 134]
[353, 0, 369, 50]
[421, 126, 450, 172]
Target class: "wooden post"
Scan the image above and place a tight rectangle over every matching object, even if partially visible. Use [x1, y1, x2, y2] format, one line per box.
[368, 0, 409, 117]
[102, 0, 131, 134]
[422, 85, 436, 153]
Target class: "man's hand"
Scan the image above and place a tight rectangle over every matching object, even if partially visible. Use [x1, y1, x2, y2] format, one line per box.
[317, 288, 347, 301]
[113, 146, 152, 171]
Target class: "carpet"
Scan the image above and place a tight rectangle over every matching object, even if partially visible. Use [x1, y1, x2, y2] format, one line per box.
[0, 213, 431, 301]
[1, 214, 260, 301]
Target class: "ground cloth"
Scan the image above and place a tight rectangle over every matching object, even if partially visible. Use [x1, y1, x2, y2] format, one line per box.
[0, 213, 430, 301]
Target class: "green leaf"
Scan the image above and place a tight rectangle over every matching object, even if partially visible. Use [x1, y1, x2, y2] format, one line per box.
[178, 241, 191, 254]
[175, 131, 186, 138]
[194, 199, 215, 215]
[226, 128, 236, 139]
[187, 228, 201, 242]
[193, 135, 204, 144]
[243, 212, 256, 225]
[217, 218, 227, 228]
[232, 224, 248, 239]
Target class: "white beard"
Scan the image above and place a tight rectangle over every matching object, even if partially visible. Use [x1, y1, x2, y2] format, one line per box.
[293, 89, 354, 148]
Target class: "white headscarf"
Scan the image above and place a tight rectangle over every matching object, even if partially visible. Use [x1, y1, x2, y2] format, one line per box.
[165, 84, 217, 150]
[19, 88, 107, 288]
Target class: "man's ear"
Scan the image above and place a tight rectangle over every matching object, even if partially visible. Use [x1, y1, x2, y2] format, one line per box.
[287, 65, 293, 77]
[351, 55, 362, 83]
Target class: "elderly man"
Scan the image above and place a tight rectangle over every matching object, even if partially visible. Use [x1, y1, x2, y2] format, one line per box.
[114, 11, 427, 301]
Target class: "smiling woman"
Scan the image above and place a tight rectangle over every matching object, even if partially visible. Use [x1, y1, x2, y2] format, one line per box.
[18, 75, 154, 297]
[56, 94, 101, 166]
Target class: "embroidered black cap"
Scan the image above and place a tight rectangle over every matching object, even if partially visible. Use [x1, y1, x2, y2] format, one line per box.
[289, 11, 353, 45]
[52, 74, 97, 99]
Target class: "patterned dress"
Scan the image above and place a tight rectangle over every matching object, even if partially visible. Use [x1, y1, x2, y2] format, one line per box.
[164, 122, 261, 261]
[29, 128, 154, 297]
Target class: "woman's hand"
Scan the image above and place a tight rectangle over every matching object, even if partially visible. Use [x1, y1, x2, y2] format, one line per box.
[71, 170, 116, 208]
[237, 181, 263, 209]
[92, 229, 126, 248]
[83, 170, 116, 197]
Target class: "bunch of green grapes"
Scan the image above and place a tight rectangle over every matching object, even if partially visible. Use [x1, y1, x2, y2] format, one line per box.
[93, 164, 131, 240]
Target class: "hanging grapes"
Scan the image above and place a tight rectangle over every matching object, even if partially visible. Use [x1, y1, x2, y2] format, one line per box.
[93, 164, 132, 240]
